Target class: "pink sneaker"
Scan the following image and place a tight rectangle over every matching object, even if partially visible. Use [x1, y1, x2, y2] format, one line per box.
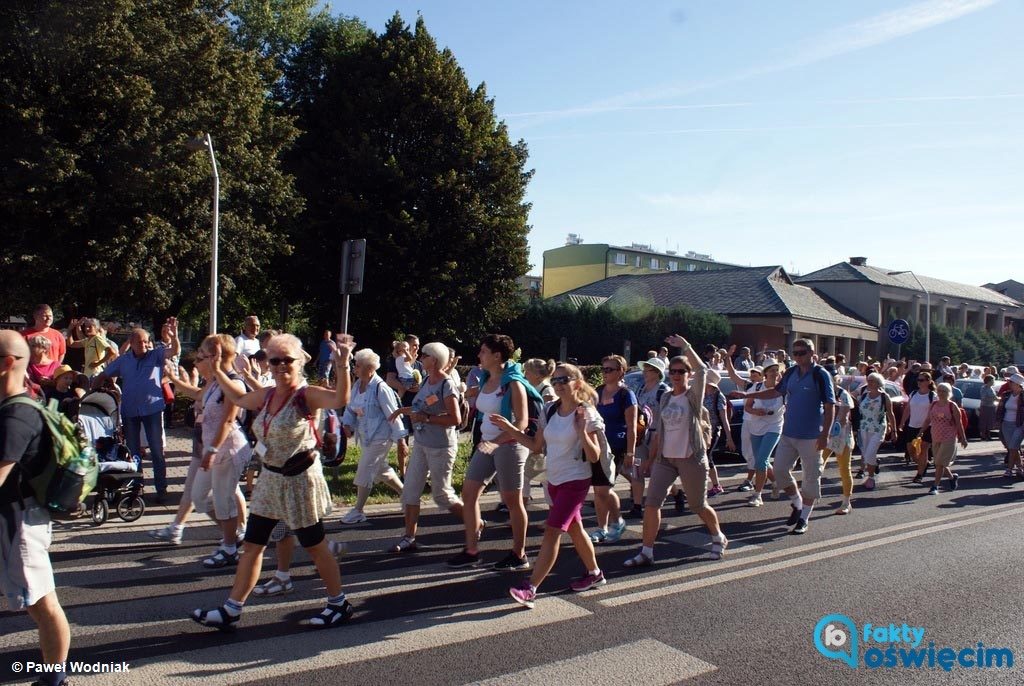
[509, 581, 536, 609]
[707, 484, 725, 497]
[569, 570, 606, 592]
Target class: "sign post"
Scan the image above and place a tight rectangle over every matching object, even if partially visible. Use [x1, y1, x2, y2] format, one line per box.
[888, 319, 910, 360]
[339, 239, 366, 335]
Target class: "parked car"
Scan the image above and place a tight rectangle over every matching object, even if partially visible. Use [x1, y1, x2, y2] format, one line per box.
[954, 378, 1004, 437]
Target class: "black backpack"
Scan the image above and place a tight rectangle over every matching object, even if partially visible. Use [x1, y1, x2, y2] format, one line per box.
[779, 364, 830, 402]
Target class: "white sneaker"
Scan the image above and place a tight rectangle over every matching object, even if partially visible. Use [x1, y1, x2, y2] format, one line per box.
[836, 499, 852, 515]
[328, 539, 348, 559]
[747, 495, 763, 507]
[148, 525, 183, 545]
[340, 509, 367, 525]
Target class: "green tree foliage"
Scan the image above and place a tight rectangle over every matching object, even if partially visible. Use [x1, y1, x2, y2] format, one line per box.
[227, 0, 326, 60]
[902, 321, 1019, 366]
[0, 0, 302, 326]
[281, 14, 533, 351]
[503, 300, 731, 364]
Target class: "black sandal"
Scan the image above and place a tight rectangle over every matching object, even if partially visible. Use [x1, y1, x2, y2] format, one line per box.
[300, 601, 354, 629]
[190, 605, 239, 631]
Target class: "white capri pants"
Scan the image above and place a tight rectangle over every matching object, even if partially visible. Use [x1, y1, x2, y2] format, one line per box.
[354, 439, 398, 489]
[192, 449, 245, 520]
[741, 422, 755, 470]
[859, 430, 885, 467]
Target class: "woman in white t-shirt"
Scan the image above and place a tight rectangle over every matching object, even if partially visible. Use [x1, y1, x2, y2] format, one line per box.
[997, 374, 1024, 477]
[743, 361, 783, 507]
[900, 372, 936, 483]
[491, 363, 607, 609]
[625, 335, 728, 569]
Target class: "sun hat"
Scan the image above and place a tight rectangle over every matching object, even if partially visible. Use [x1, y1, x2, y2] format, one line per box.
[639, 358, 666, 378]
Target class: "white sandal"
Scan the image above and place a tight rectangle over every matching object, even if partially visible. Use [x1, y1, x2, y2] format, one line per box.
[252, 577, 294, 597]
[300, 601, 354, 629]
[623, 552, 653, 568]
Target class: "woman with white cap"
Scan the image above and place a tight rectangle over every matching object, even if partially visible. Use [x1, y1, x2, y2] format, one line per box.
[703, 369, 735, 497]
[723, 346, 764, 492]
[629, 358, 670, 518]
[997, 373, 1024, 477]
[388, 342, 465, 552]
[743, 361, 783, 507]
[338, 349, 405, 524]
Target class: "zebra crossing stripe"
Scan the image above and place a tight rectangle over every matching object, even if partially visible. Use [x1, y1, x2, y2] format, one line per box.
[465, 639, 716, 685]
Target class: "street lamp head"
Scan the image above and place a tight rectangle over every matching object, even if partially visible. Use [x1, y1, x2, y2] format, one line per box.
[184, 134, 208, 152]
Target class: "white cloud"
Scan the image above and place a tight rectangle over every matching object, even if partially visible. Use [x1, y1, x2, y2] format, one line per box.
[513, 0, 1003, 128]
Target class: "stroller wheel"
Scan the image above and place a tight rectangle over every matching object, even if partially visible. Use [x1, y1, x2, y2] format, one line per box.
[91, 499, 109, 526]
[117, 495, 146, 522]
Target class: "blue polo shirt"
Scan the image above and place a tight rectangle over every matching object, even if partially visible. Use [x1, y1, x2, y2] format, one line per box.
[776, 364, 835, 439]
[104, 344, 170, 419]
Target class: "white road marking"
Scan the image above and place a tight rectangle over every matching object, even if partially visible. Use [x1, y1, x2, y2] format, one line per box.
[125, 597, 591, 684]
[600, 506, 1023, 607]
[588, 500, 1024, 597]
[664, 530, 760, 553]
[466, 638, 716, 685]
[3, 562, 497, 648]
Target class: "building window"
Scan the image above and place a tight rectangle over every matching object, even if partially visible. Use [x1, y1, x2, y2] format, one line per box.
[650, 258, 659, 269]
[668, 261, 678, 271]
[614, 252, 626, 265]
[635, 255, 641, 268]
[687, 263, 696, 272]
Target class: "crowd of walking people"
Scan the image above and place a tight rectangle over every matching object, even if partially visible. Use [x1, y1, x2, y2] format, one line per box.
[3, 304, 1024, 685]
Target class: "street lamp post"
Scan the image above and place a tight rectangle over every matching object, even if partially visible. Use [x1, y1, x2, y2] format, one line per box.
[185, 134, 220, 334]
[906, 272, 931, 364]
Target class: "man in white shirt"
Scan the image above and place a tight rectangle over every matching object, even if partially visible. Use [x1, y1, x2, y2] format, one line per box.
[234, 315, 261, 360]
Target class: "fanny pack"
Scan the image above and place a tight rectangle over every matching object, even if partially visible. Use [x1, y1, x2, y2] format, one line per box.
[263, 449, 318, 477]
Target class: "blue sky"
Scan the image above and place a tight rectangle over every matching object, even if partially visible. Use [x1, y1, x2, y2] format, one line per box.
[337, 0, 1022, 286]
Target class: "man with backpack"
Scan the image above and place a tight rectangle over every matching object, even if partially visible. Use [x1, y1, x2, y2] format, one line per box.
[0, 331, 71, 686]
[746, 338, 835, 535]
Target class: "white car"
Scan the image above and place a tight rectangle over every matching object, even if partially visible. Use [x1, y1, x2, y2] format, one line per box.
[954, 378, 1004, 437]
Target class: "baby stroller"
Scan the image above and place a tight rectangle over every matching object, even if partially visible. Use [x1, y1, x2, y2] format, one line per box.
[78, 390, 146, 526]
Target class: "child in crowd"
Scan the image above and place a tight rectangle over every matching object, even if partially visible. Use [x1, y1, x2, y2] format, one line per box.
[392, 340, 419, 388]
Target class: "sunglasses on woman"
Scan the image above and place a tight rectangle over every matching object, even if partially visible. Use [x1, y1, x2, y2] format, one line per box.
[601, 367, 620, 373]
[550, 375, 572, 385]
[269, 357, 297, 366]
[668, 368, 689, 375]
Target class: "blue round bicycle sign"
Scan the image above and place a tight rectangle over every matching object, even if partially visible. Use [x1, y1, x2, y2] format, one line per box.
[888, 319, 910, 345]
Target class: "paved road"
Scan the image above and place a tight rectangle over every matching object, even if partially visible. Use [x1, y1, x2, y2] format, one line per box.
[2, 430, 1023, 685]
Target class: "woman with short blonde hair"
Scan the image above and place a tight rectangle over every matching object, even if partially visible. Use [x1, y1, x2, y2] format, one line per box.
[919, 382, 967, 494]
[190, 333, 356, 630]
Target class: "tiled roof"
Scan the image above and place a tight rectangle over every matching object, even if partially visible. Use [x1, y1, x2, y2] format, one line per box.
[797, 263, 1022, 307]
[548, 266, 876, 330]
